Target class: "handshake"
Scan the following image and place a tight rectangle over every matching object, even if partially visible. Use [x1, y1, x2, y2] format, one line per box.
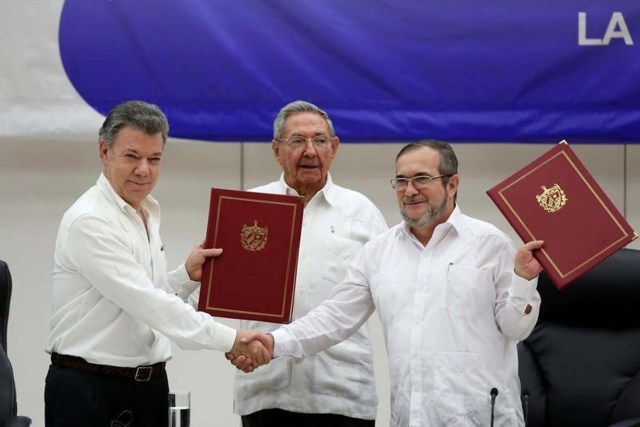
[225, 330, 275, 373]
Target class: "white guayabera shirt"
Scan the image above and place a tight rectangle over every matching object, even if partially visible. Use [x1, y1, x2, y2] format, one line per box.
[233, 174, 388, 420]
[273, 206, 540, 427]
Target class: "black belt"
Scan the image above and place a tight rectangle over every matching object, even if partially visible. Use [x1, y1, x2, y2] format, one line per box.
[51, 352, 166, 382]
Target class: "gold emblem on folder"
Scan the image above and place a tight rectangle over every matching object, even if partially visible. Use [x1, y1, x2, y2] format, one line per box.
[241, 220, 268, 252]
[536, 184, 567, 213]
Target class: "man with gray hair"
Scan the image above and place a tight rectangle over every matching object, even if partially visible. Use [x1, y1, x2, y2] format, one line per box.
[233, 140, 545, 427]
[229, 100, 387, 426]
[44, 100, 269, 427]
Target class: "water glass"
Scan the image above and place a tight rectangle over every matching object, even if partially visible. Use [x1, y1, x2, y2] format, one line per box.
[169, 391, 190, 427]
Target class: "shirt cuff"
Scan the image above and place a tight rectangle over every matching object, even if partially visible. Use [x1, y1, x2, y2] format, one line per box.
[168, 264, 200, 301]
[211, 323, 237, 353]
[177, 280, 200, 301]
[176, 263, 191, 283]
[166, 263, 191, 293]
[510, 274, 538, 300]
[270, 328, 293, 358]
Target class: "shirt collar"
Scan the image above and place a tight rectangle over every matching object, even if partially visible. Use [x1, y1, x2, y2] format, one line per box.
[277, 173, 337, 207]
[96, 173, 160, 215]
[398, 204, 463, 240]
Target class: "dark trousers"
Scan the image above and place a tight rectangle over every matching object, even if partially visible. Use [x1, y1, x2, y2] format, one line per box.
[242, 408, 375, 427]
[45, 364, 170, 427]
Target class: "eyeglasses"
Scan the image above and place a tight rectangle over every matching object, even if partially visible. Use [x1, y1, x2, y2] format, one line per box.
[390, 174, 452, 190]
[278, 135, 334, 150]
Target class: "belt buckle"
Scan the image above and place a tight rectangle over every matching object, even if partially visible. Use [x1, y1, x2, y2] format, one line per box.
[134, 366, 153, 382]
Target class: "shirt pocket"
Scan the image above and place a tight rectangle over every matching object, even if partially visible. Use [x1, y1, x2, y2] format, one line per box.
[444, 265, 491, 318]
[321, 236, 363, 284]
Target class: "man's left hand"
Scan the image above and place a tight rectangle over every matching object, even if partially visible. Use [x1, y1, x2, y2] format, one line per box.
[514, 240, 544, 280]
[185, 243, 223, 282]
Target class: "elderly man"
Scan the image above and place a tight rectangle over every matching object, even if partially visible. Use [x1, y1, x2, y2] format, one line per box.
[236, 140, 544, 427]
[45, 100, 268, 427]
[230, 100, 388, 427]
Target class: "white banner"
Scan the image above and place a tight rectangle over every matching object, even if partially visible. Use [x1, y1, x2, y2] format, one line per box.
[0, 1, 102, 142]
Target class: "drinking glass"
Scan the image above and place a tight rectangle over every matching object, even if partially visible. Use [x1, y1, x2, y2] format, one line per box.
[168, 391, 190, 427]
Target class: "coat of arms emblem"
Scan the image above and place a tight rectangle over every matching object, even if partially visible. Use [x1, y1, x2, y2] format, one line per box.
[240, 220, 268, 252]
[536, 184, 568, 213]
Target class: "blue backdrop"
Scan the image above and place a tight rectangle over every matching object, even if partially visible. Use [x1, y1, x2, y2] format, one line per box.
[59, 1, 640, 142]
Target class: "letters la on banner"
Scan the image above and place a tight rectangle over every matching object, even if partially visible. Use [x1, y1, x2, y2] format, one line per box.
[59, 1, 639, 142]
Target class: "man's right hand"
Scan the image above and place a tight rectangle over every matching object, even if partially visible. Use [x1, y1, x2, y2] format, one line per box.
[225, 330, 274, 373]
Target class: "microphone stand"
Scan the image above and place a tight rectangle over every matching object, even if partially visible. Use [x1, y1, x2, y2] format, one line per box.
[490, 388, 499, 427]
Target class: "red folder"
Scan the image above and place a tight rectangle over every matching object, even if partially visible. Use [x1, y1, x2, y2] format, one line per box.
[487, 141, 637, 289]
[198, 188, 303, 322]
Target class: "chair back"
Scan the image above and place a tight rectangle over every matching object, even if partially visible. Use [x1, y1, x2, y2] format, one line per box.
[518, 248, 640, 427]
[0, 260, 10, 352]
[0, 260, 19, 424]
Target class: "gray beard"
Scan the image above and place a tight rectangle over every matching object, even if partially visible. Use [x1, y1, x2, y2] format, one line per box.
[401, 195, 448, 228]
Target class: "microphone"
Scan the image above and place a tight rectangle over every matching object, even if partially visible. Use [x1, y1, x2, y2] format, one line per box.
[490, 388, 499, 427]
[521, 390, 530, 427]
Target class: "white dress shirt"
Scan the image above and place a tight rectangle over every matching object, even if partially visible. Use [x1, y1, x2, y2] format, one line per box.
[272, 206, 540, 427]
[233, 174, 388, 419]
[45, 173, 236, 367]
